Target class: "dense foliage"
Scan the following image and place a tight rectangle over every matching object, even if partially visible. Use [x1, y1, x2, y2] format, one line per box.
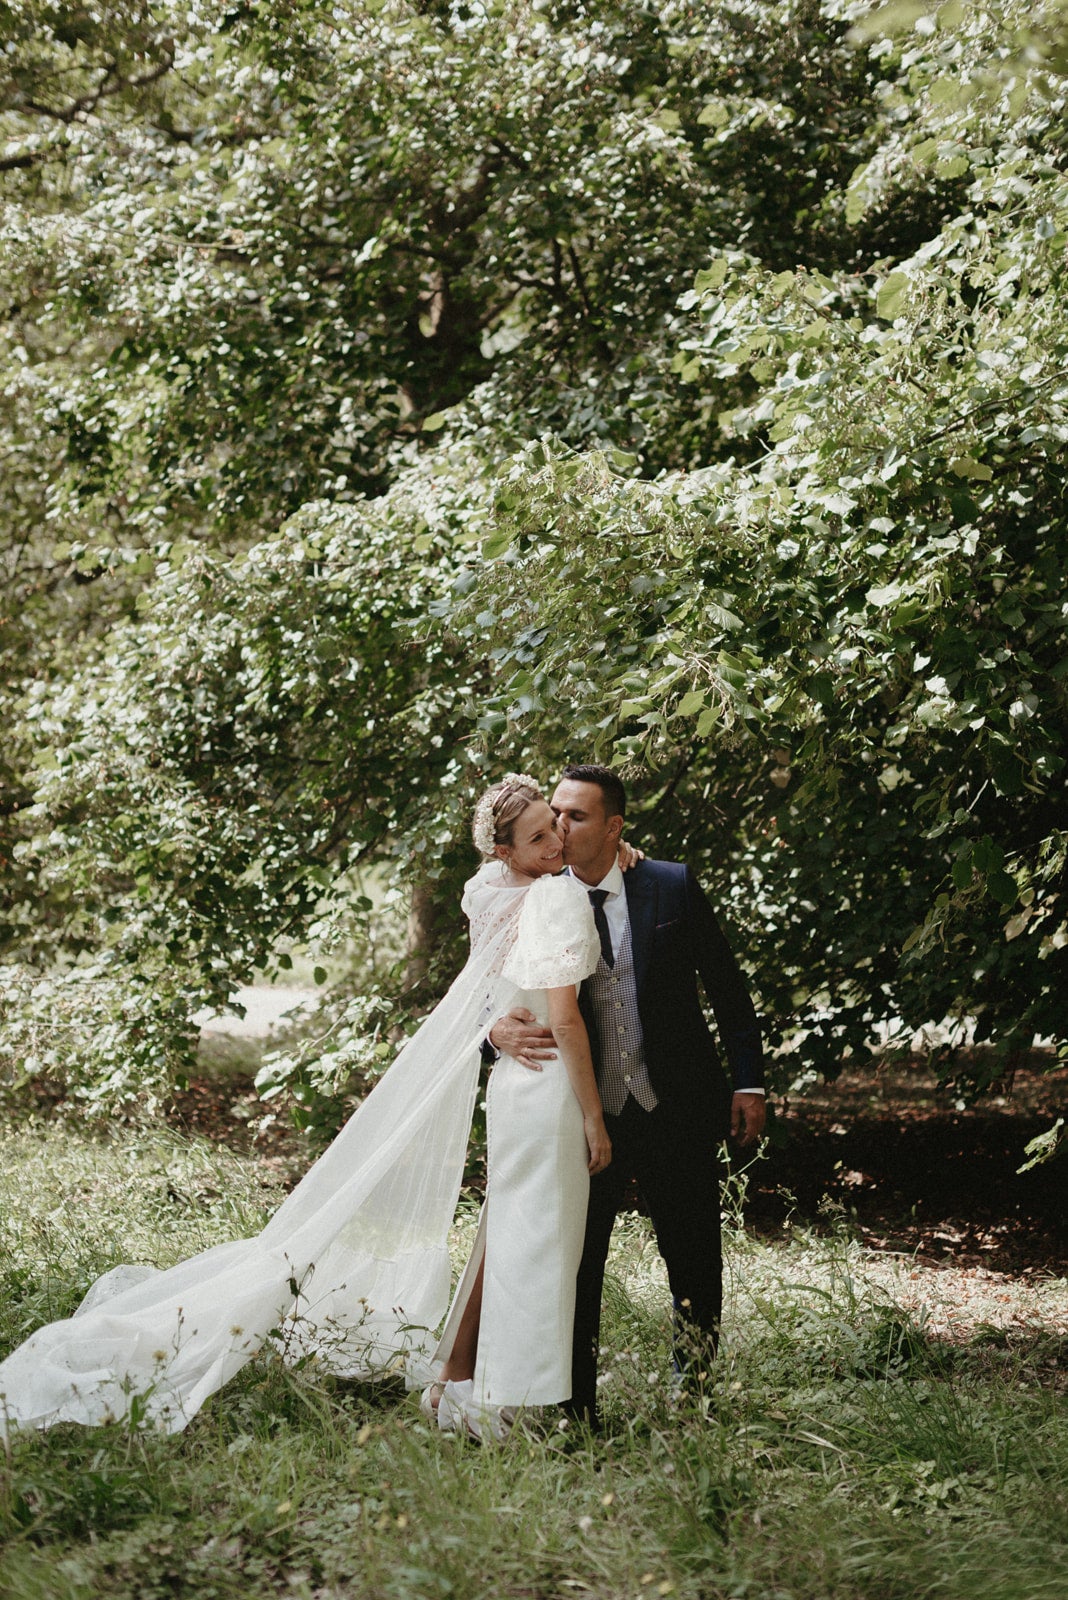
[1, 0, 1065, 1119]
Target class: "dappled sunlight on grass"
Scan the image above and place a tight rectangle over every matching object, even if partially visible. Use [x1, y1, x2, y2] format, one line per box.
[0, 1123, 290, 1342]
[1, 1123, 1066, 1600]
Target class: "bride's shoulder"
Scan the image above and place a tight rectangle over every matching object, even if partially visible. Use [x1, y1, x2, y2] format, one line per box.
[522, 871, 592, 926]
[461, 858, 520, 915]
[464, 859, 507, 890]
[505, 871, 599, 984]
[528, 871, 582, 903]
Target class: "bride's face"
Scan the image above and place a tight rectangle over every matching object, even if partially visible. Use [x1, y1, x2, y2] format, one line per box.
[496, 799, 564, 879]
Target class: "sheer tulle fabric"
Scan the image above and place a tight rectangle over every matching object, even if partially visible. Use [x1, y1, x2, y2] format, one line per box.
[0, 863, 534, 1436]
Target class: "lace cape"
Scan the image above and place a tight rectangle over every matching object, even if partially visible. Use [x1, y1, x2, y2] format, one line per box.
[0, 863, 593, 1436]
[503, 871, 601, 992]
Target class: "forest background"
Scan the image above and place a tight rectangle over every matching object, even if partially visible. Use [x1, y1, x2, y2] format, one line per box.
[1, 6, 1067, 1599]
[0, 0, 1065, 1144]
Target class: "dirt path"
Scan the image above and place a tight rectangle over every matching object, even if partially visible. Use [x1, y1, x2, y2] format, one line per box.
[748, 1058, 1067, 1274]
[194, 985, 317, 1038]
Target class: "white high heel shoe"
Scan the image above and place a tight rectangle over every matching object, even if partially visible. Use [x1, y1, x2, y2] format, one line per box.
[437, 1379, 474, 1436]
[437, 1379, 514, 1441]
[419, 1380, 445, 1422]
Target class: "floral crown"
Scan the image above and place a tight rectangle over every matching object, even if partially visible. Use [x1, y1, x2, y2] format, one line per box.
[472, 772, 543, 857]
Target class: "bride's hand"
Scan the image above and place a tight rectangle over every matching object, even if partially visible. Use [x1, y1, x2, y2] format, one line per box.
[584, 1115, 612, 1176]
[617, 839, 645, 872]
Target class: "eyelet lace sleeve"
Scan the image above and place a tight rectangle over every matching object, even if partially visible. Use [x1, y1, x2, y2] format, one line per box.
[502, 875, 601, 990]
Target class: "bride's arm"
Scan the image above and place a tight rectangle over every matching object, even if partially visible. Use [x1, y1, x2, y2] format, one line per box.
[545, 986, 611, 1175]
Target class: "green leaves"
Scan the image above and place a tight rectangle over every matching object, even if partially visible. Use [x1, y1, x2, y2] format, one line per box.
[876, 272, 911, 322]
[693, 260, 728, 296]
[948, 458, 994, 481]
[4, 0, 1067, 1114]
[676, 690, 708, 718]
[848, 2, 932, 44]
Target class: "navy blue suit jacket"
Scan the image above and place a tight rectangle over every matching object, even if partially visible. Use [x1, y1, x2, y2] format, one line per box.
[578, 858, 763, 1135]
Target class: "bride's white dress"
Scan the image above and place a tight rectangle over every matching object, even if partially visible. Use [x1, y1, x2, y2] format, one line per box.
[436, 871, 601, 1408]
[0, 863, 598, 1436]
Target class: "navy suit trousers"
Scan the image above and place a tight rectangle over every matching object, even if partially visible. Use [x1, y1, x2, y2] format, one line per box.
[568, 1097, 722, 1423]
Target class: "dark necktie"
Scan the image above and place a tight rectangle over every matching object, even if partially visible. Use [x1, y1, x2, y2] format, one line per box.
[587, 889, 615, 969]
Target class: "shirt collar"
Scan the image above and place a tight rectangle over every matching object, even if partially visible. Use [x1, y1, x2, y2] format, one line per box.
[576, 862, 623, 897]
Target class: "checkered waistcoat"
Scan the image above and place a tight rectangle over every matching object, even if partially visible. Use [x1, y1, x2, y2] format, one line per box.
[582, 913, 659, 1115]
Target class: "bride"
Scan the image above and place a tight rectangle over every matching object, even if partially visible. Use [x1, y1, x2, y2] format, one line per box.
[0, 774, 609, 1441]
[425, 774, 610, 1438]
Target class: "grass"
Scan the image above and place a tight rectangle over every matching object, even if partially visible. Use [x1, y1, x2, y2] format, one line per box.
[1, 1121, 1066, 1600]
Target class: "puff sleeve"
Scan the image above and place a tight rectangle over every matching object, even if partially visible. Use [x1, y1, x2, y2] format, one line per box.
[502, 875, 601, 991]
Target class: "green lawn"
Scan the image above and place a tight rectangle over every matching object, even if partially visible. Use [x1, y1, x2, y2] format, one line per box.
[1, 1123, 1065, 1600]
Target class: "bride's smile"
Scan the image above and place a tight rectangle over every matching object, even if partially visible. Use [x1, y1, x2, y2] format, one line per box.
[494, 800, 564, 881]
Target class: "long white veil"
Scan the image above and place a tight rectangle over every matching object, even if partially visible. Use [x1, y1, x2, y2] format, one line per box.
[0, 863, 527, 1435]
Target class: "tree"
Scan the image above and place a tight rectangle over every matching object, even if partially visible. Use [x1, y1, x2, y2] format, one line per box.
[452, 0, 1068, 1088]
[2, 0, 906, 968]
[4, 1, 1064, 1125]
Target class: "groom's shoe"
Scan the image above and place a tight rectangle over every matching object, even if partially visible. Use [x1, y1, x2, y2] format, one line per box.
[559, 1399, 604, 1439]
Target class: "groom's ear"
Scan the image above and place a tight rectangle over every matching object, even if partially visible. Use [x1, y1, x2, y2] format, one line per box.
[607, 812, 624, 844]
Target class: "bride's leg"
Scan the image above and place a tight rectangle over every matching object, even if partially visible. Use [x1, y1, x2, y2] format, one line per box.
[439, 1256, 484, 1383]
[433, 1244, 512, 1441]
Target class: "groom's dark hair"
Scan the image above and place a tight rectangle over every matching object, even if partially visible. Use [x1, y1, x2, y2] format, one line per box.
[561, 763, 627, 819]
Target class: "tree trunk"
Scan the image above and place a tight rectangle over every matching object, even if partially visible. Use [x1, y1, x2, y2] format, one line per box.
[404, 882, 440, 992]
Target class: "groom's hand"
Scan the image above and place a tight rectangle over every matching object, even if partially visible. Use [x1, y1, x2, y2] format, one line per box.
[489, 1009, 557, 1072]
[730, 1091, 766, 1146]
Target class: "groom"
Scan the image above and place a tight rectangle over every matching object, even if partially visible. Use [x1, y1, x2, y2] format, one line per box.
[489, 764, 765, 1423]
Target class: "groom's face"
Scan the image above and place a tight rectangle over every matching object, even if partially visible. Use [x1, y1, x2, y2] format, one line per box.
[550, 779, 623, 883]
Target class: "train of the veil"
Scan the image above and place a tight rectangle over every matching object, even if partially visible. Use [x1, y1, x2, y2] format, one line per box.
[0, 863, 528, 1436]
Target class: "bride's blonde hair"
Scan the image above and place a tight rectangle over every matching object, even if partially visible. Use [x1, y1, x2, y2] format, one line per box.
[472, 772, 543, 856]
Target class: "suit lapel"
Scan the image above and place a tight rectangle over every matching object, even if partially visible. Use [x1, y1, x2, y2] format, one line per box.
[624, 865, 658, 995]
